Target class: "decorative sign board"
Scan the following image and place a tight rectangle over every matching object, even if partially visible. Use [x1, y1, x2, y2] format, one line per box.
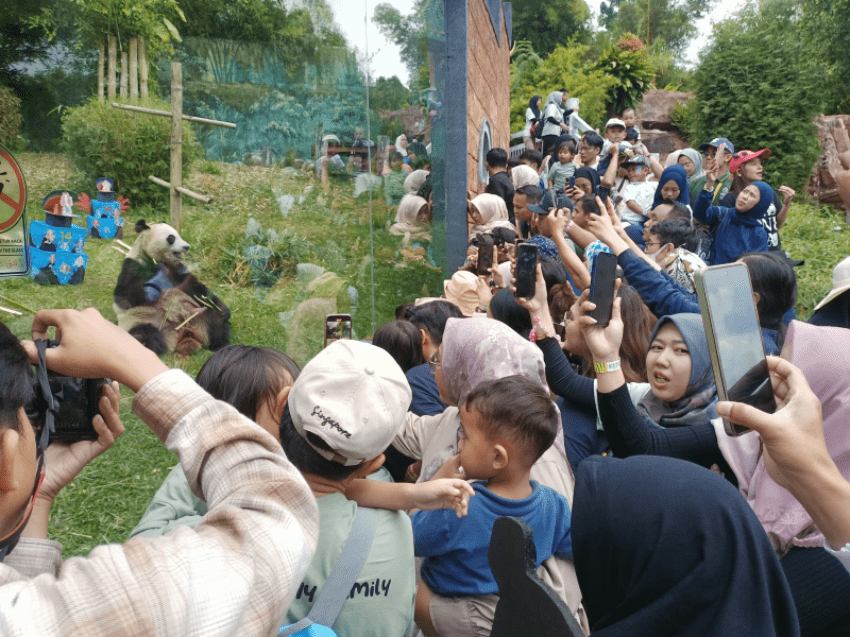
[0, 144, 29, 276]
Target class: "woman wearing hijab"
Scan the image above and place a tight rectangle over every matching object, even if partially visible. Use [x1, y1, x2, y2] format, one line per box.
[678, 148, 706, 203]
[565, 166, 599, 204]
[511, 164, 540, 190]
[395, 133, 409, 158]
[652, 164, 691, 209]
[391, 317, 586, 632]
[541, 91, 569, 161]
[573, 455, 800, 637]
[390, 194, 432, 243]
[580, 298, 850, 636]
[467, 193, 516, 243]
[522, 95, 542, 150]
[404, 169, 429, 195]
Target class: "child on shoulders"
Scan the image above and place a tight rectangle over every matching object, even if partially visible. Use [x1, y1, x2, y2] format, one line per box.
[547, 140, 578, 190]
[619, 155, 656, 226]
[412, 375, 572, 637]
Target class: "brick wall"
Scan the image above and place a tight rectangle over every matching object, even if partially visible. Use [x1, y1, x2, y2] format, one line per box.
[466, 0, 511, 195]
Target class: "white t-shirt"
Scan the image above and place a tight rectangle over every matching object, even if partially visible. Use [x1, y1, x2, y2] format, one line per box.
[619, 181, 656, 221]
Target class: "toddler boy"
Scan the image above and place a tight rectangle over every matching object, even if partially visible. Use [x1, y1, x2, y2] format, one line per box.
[619, 155, 656, 224]
[412, 375, 572, 637]
[547, 140, 578, 190]
[383, 151, 407, 207]
[622, 108, 641, 141]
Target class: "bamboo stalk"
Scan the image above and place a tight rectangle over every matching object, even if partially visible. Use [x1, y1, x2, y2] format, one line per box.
[107, 36, 117, 99]
[170, 62, 183, 232]
[0, 294, 37, 314]
[110, 102, 236, 128]
[148, 176, 213, 203]
[129, 38, 138, 100]
[174, 309, 204, 331]
[139, 37, 148, 98]
[0, 306, 22, 316]
[98, 40, 105, 102]
[120, 50, 128, 97]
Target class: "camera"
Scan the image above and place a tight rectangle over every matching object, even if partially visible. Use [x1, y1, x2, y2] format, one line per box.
[26, 340, 106, 443]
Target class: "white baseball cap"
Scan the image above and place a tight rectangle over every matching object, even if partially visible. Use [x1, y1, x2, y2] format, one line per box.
[605, 118, 626, 129]
[289, 340, 412, 466]
[814, 256, 850, 311]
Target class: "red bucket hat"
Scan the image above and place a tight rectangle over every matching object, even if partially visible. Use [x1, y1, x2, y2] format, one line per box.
[729, 148, 772, 175]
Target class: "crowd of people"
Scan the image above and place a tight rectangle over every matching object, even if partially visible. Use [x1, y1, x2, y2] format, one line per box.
[2, 93, 850, 637]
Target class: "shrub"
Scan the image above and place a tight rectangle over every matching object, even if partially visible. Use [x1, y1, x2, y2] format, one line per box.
[60, 97, 202, 207]
[692, 0, 821, 191]
[0, 87, 23, 147]
[595, 34, 655, 118]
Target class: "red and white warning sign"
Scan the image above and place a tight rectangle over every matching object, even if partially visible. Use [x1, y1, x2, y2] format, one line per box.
[0, 144, 29, 276]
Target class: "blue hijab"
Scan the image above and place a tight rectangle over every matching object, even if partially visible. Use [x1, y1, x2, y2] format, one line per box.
[652, 165, 690, 208]
[573, 455, 800, 637]
[637, 313, 718, 427]
[574, 166, 600, 195]
[710, 181, 773, 265]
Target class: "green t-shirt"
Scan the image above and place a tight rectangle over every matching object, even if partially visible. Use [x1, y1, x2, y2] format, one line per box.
[384, 170, 407, 206]
[284, 493, 416, 637]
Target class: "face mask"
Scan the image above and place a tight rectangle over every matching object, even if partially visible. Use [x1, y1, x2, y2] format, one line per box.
[645, 244, 667, 263]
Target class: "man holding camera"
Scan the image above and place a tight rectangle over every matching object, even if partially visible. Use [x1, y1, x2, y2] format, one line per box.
[0, 308, 319, 635]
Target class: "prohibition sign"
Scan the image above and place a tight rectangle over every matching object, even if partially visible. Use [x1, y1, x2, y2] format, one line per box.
[0, 144, 27, 232]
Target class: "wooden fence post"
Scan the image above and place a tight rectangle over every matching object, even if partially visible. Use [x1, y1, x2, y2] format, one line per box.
[98, 40, 105, 102]
[170, 63, 183, 231]
[108, 36, 117, 99]
[139, 37, 148, 98]
[129, 38, 139, 100]
[120, 50, 129, 97]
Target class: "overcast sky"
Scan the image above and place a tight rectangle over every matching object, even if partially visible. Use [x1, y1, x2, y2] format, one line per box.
[324, 0, 747, 87]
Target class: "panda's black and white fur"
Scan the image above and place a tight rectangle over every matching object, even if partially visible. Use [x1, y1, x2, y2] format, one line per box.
[113, 220, 230, 355]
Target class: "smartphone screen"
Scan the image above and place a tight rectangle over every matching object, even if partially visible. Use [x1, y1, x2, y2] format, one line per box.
[514, 243, 538, 299]
[695, 263, 777, 436]
[477, 234, 494, 276]
[324, 314, 353, 348]
[588, 252, 617, 327]
[569, 175, 575, 189]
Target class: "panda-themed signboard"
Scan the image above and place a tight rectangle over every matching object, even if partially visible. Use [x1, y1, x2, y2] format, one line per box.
[27, 190, 89, 286]
[0, 144, 29, 277]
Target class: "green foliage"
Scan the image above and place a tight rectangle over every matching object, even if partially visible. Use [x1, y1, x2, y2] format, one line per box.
[598, 0, 715, 54]
[800, 0, 850, 114]
[0, 0, 53, 84]
[510, 0, 592, 56]
[669, 98, 699, 143]
[595, 35, 655, 117]
[370, 76, 410, 112]
[511, 43, 617, 132]
[510, 40, 543, 90]
[60, 97, 202, 206]
[0, 86, 23, 147]
[692, 0, 820, 191]
[373, 1, 431, 91]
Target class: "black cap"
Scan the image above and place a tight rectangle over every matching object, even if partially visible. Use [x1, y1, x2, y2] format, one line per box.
[528, 190, 573, 215]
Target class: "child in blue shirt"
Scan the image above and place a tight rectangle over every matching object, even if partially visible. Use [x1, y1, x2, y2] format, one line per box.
[412, 375, 572, 636]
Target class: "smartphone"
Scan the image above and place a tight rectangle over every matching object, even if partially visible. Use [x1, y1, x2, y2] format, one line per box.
[597, 185, 610, 204]
[548, 186, 558, 212]
[588, 252, 617, 327]
[513, 243, 538, 299]
[695, 263, 777, 436]
[477, 233, 494, 276]
[569, 175, 575, 189]
[324, 314, 353, 348]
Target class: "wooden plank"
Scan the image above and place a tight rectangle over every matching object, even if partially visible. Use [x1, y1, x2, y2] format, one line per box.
[107, 36, 117, 99]
[148, 176, 213, 203]
[170, 62, 183, 231]
[120, 50, 128, 97]
[98, 40, 105, 102]
[129, 38, 139, 100]
[110, 103, 237, 128]
[139, 37, 148, 98]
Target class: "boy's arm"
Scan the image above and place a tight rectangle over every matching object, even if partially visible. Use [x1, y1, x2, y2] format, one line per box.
[346, 478, 473, 517]
[626, 199, 645, 215]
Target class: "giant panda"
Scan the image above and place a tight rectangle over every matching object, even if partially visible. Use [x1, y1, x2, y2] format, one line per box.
[113, 220, 230, 356]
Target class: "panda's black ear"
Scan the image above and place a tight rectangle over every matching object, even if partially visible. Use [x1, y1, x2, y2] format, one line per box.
[135, 219, 150, 233]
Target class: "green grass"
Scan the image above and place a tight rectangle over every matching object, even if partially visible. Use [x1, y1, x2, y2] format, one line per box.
[1, 152, 848, 556]
[1, 152, 442, 556]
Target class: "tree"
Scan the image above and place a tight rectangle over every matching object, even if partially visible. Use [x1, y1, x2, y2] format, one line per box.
[510, 40, 542, 89]
[595, 35, 654, 117]
[510, 0, 591, 56]
[0, 0, 54, 85]
[692, 0, 820, 191]
[370, 76, 410, 112]
[800, 0, 850, 114]
[599, 0, 715, 55]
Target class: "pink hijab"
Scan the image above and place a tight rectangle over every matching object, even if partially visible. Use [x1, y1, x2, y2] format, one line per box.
[714, 320, 850, 551]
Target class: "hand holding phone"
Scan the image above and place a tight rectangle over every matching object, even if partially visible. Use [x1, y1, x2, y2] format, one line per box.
[696, 263, 777, 435]
[513, 243, 538, 299]
[477, 234, 495, 276]
[588, 252, 618, 327]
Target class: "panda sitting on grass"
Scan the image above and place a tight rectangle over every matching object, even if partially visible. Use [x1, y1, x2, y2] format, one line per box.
[113, 220, 230, 356]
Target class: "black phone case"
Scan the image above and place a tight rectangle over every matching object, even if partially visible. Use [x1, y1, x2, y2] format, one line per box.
[588, 252, 618, 327]
[477, 235, 495, 276]
[514, 244, 538, 298]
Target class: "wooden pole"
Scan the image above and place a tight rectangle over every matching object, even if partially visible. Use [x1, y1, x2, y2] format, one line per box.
[129, 38, 139, 100]
[111, 103, 237, 128]
[108, 36, 117, 99]
[120, 50, 129, 97]
[138, 37, 148, 98]
[170, 62, 183, 231]
[148, 176, 214, 203]
[98, 40, 105, 102]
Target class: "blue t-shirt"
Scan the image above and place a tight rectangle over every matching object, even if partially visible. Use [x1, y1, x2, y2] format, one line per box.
[405, 363, 445, 417]
[411, 481, 572, 596]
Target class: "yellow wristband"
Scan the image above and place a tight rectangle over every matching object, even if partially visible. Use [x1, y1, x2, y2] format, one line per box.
[593, 360, 621, 374]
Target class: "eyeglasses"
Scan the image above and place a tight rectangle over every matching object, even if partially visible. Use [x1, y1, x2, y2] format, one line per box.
[428, 352, 442, 375]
